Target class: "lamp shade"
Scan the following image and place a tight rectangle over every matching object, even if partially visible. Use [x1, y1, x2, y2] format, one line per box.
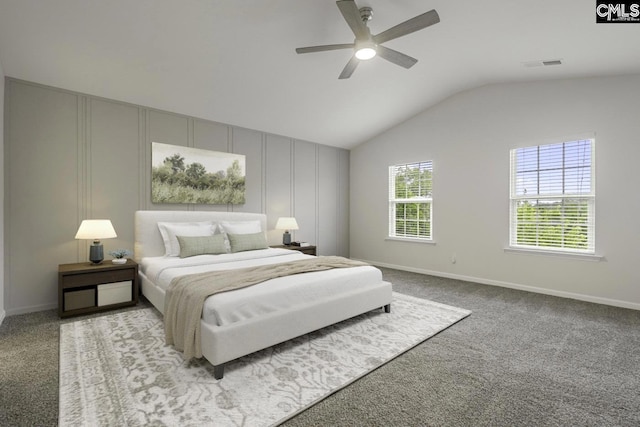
[275, 217, 299, 231]
[75, 220, 117, 240]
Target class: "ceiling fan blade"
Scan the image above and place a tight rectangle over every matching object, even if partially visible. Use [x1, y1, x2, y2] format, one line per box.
[338, 56, 359, 79]
[296, 43, 354, 54]
[376, 45, 418, 69]
[373, 9, 440, 45]
[336, 0, 369, 40]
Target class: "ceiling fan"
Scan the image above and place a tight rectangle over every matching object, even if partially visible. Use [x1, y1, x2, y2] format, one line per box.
[295, 0, 440, 79]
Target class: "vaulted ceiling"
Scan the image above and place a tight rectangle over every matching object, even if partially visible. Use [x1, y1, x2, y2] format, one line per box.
[1, 0, 639, 148]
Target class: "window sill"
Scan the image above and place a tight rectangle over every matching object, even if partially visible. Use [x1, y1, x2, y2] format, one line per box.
[504, 247, 604, 261]
[386, 237, 436, 245]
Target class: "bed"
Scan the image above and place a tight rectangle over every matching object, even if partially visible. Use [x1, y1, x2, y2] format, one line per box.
[134, 210, 393, 379]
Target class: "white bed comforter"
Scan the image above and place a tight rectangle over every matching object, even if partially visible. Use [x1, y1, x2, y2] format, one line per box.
[140, 248, 382, 327]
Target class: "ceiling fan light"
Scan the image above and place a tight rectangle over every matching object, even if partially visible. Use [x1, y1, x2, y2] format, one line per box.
[355, 46, 376, 60]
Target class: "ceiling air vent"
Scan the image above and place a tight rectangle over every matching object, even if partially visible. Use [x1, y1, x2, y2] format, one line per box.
[523, 59, 563, 68]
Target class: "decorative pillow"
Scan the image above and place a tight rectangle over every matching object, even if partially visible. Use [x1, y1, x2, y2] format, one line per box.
[227, 232, 268, 253]
[176, 235, 227, 258]
[219, 220, 262, 235]
[157, 221, 216, 256]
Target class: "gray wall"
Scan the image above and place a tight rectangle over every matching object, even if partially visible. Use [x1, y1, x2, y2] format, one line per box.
[351, 74, 640, 310]
[4, 78, 349, 315]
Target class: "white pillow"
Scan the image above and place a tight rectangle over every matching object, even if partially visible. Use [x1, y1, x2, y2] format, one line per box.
[157, 221, 217, 256]
[219, 220, 262, 235]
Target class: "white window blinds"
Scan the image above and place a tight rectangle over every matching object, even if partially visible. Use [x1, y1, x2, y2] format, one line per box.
[389, 161, 433, 240]
[510, 139, 595, 253]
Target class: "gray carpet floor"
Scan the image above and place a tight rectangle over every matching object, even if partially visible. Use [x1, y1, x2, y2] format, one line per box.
[1, 267, 639, 426]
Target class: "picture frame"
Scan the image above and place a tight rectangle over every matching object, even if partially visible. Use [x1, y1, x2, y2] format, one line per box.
[151, 142, 246, 204]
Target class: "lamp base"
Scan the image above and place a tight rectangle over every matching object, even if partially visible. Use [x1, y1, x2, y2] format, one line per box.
[89, 242, 104, 264]
[282, 231, 291, 245]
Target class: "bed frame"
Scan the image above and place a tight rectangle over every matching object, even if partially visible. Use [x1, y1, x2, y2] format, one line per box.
[134, 210, 393, 379]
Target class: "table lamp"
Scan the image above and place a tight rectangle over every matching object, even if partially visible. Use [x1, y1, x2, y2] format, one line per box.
[275, 217, 299, 245]
[75, 219, 117, 264]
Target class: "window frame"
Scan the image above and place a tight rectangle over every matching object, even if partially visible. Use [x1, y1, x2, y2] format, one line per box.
[509, 138, 595, 255]
[388, 161, 433, 242]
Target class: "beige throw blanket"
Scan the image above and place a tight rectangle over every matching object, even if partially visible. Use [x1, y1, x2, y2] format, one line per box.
[164, 255, 369, 359]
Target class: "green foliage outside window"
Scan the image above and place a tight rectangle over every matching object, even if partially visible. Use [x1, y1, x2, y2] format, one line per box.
[395, 203, 431, 237]
[511, 139, 594, 253]
[390, 162, 432, 239]
[515, 199, 589, 250]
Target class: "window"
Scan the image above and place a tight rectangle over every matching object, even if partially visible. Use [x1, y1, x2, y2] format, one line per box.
[510, 139, 595, 253]
[389, 161, 433, 240]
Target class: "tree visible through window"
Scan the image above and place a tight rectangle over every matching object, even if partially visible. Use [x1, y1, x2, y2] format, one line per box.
[389, 161, 433, 240]
[510, 139, 595, 253]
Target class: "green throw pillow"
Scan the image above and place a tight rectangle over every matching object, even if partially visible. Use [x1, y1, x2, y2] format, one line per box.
[176, 234, 227, 258]
[227, 232, 268, 253]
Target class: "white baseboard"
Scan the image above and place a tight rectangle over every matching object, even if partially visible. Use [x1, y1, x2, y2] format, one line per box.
[358, 259, 640, 311]
[5, 302, 57, 317]
[0, 309, 5, 326]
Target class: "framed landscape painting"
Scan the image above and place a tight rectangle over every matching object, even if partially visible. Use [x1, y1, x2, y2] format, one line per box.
[151, 142, 246, 204]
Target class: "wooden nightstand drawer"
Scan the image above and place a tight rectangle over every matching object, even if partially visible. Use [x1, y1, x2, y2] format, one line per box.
[296, 246, 317, 255]
[271, 245, 317, 256]
[63, 268, 134, 288]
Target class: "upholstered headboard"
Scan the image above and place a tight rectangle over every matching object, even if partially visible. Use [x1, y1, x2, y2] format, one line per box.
[134, 210, 268, 261]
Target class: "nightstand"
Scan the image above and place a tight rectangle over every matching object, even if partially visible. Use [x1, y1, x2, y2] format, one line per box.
[271, 244, 317, 256]
[58, 259, 139, 318]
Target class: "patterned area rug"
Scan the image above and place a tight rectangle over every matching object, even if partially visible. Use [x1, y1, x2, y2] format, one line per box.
[59, 292, 470, 426]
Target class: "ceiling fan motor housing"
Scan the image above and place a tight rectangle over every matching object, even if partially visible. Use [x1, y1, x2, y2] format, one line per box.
[360, 6, 373, 22]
